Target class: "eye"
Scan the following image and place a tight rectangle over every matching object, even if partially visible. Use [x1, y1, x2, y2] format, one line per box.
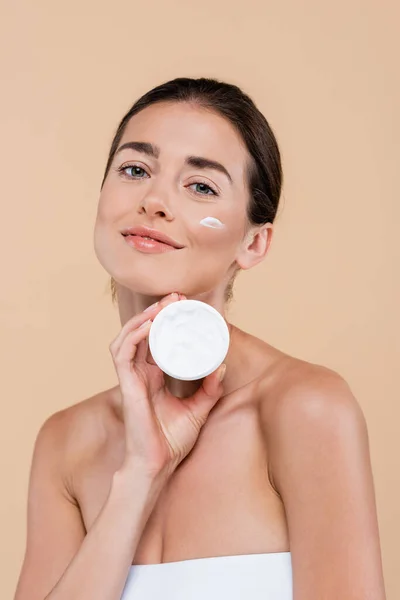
[188, 182, 219, 197]
[116, 164, 219, 197]
[117, 164, 149, 179]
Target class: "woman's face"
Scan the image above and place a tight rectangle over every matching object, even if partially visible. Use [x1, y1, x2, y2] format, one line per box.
[94, 101, 264, 298]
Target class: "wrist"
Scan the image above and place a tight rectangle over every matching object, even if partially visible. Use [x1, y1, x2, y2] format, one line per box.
[113, 462, 168, 498]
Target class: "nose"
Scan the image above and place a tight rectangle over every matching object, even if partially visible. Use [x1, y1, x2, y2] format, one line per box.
[138, 188, 174, 220]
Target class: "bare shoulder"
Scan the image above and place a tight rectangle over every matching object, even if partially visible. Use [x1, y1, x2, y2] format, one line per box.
[257, 352, 370, 489]
[231, 327, 365, 436]
[39, 387, 114, 444]
[35, 387, 117, 496]
[260, 355, 365, 440]
[257, 358, 385, 598]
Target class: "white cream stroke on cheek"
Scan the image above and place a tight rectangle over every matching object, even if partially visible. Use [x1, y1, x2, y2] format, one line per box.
[199, 216, 225, 229]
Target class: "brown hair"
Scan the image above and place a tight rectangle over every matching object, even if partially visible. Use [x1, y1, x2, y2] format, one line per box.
[100, 77, 283, 304]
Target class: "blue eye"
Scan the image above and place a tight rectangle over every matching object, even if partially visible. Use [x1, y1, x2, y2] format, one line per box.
[119, 165, 148, 178]
[117, 164, 219, 197]
[189, 182, 218, 196]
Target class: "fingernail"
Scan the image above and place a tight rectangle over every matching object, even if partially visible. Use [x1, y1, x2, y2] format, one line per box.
[218, 364, 227, 383]
[170, 292, 179, 298]
[139, 319, 152, 328]
[144, 301, 159, 312]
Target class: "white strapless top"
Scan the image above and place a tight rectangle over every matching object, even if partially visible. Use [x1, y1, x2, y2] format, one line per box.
[121, 551, 293, 599]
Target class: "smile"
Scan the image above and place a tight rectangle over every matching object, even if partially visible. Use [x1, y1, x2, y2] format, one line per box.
[122, 234, 181, 254]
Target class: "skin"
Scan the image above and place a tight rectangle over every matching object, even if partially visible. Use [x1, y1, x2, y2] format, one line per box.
[15, 102, 386, 599]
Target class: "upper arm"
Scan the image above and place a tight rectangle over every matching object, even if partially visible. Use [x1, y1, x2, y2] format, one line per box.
[263, 367, 386, 600]
[14, 412, 86, 600]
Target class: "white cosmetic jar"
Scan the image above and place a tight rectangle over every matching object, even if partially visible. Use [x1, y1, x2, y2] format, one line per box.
[149, 299, 230, 381]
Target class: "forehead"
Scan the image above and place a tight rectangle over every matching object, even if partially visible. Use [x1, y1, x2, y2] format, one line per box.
[119, 102, 249, 182]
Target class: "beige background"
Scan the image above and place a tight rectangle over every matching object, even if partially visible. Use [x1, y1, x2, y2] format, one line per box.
[1, 1, 398, 598]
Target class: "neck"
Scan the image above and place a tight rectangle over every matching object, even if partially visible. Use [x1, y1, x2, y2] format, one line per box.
[116, 285, 228, 323]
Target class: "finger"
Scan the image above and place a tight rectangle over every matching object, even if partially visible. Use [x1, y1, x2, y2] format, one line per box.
[113, 319, 152, 377]
[140, 292, 184, 319]
[135, 334, 150, 363]
[182, 364, 226, 424]
[136, 331, 158, 366]
[109, 292, 181, 355]
[110, 294, 178, 353]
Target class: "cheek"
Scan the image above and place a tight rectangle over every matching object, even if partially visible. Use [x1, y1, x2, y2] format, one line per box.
[97, 177, 132, 220]
[199, 216, 225, 229]
[194, 214, 245, 248]
[93, 190, 122, 263]
[95, 189, 115, 224]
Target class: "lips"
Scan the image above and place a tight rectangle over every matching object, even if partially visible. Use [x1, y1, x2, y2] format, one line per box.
[121, 226, 184, 249]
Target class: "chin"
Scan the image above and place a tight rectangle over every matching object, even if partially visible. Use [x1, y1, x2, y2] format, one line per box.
[97, 246, 222, 300]
[111, 270, 186, 298]
[111, 270, 217, 300]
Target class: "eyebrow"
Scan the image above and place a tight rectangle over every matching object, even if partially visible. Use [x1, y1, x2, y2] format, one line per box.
[115, 141, 233, 185]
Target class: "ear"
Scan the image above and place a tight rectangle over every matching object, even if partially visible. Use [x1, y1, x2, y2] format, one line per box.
[235, 224, 273, 270]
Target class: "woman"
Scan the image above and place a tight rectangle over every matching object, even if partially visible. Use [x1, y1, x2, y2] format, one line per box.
[14, 77, 386, 600]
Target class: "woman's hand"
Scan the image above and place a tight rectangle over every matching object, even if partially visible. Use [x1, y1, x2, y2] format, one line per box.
[109, 292, 227, 482]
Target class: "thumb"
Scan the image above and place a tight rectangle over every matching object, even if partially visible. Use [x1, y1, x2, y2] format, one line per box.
[183, 364, 227, 425]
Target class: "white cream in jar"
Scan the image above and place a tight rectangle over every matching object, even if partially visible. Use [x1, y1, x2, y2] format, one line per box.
[149, 300, 230, 381]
